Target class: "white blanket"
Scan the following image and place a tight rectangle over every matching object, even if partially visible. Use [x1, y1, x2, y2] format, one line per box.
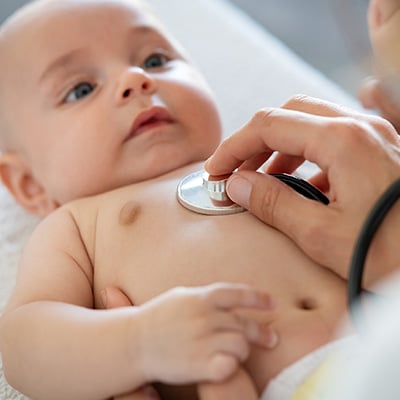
[0, 0, 359, 398]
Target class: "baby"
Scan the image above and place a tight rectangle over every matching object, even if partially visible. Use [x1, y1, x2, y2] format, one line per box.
[0, 0, 354, 399]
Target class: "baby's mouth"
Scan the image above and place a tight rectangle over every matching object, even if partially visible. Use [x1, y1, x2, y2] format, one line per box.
[126, 106, 174, 140]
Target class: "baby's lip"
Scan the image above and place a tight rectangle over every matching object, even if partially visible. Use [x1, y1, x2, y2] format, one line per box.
[126, 106, 174, 140]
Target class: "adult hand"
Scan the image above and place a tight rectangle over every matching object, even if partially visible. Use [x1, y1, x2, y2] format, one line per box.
[359, 76, 400, 134]
[358, 0, 400, 134]
[101, 286, 161, 400]
[206, 95, 400, 287]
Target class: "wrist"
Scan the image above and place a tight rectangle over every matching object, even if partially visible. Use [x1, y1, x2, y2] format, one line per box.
[120, 307, 153, 387]
[129, 305, 157, 383]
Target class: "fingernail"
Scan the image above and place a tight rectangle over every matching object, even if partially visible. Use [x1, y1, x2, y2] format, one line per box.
[227, 175, 251, 209]
[100, 289, 108, 309]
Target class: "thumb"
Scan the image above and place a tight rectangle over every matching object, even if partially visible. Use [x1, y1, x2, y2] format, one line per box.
[101, 286, 134, 309]
[226, 171, 324, 237]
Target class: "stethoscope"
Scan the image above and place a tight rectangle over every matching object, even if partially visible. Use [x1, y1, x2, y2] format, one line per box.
[177, 169, 329, 215]
[177, 169, 400, 332]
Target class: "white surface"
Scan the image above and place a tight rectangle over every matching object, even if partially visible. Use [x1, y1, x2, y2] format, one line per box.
[0, 0, 358, 398]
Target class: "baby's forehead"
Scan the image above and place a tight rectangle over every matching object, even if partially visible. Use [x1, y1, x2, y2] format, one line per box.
[0, 0, 167, 76]
[2, 0, 158, 37]
[1, 0, 162, 49]
[0, 0, 167, 100]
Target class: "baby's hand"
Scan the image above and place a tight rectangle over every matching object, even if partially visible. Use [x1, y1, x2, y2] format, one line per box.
[136, 283, 277, 385]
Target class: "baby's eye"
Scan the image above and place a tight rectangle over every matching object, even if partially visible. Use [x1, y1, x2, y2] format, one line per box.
[64, 82, 95, 103]
[143, 53, 169, 69]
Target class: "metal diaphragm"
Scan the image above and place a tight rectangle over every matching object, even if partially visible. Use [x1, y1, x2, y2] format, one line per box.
[176, 170, 245, 215]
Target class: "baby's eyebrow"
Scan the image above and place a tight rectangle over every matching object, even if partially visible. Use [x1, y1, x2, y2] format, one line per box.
[37, 25, 162, 85]
[38, 47, 88, 85]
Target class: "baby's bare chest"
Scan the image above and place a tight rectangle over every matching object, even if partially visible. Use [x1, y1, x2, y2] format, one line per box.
[86, 187, 340, 308]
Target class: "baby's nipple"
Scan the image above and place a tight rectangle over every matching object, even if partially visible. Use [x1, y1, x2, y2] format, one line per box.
[119, 201, 141, 226]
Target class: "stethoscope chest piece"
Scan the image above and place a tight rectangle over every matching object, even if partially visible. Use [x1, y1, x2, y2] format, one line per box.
[176, 169, 246, 215]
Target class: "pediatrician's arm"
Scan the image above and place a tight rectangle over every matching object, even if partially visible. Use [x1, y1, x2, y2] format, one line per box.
[206, 95, 400, 288]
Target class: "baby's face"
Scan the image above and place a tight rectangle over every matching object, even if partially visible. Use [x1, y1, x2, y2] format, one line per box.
[1, 0, 221, 205]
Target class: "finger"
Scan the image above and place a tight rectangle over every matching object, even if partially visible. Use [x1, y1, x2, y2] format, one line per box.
[206, 107, 360, 177]
[359, 76, 380, 109]
[209, 311, 278, 349]
[283, 94, 397, 140]
[265, 156, 329, 194]
[101, 286, 134, 309]
[210, 332, 250, 363]
[206, 283, 275, 311]
[307, 170, 330, 193]
[264, 153, 306, 175]
[237, 317, 278, 349]
[207, 95, 394, 179]
[207, 353, 239, 382]
[238, 151, 274, 172]
[368, 0, 400, 28]
[225, 170, 332, 245]
[359, 76, 400, 132]
[282, 94, 362, 117]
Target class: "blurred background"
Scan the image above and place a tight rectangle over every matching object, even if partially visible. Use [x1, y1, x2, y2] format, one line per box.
[228, 0, 372, 97]
[0, 0, 372, 98]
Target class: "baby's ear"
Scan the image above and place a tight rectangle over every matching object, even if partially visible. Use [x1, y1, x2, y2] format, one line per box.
[0, 152, 57, 217]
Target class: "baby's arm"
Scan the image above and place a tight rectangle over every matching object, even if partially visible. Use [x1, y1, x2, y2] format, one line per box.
[0, 208, 150, 399]
[0, 208, 276, 400]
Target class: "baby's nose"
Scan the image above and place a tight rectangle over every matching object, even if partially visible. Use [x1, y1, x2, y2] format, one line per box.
[116, 67, 157, 104]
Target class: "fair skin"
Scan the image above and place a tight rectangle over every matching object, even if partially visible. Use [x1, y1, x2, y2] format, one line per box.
[360, 0, 400, 133]
[0, 1, 353, 400]
[0, 1, 271, 399]
[0, 0, 221, 214]
[1, 163, 350, 400]
[206, 0, 400, 291]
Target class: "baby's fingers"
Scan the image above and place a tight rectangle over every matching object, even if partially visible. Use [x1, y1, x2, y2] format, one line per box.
[207, 283, 275, 311]
[213, 332, 251, 363]
[215, 311, 278, 349]
[206, 326, 276, 382]
[206, 353, 239, 382]
[242, 319, 279, 349]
